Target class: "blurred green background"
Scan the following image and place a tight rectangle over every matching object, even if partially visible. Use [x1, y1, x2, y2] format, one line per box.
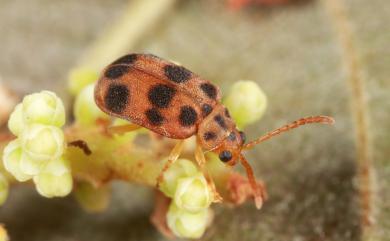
[0, 0, 389, 240]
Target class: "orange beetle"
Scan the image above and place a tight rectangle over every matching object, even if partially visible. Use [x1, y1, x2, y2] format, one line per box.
[94, 53, 334, 208]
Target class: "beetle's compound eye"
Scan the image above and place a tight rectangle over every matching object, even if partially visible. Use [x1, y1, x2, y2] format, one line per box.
[219, 150, 232, 162]
[239, 131, 246, 144]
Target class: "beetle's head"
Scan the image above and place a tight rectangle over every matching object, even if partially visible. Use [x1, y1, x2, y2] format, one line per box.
[213, 128, 246, 166]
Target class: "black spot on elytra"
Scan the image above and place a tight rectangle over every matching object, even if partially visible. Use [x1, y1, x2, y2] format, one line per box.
[104, 84, 129, 114]
[225, 108, 231, 118]
[105, 65, 129, 79]
[228, 132, 236, 141]
[148, 84, 176, 108]
[201, 104, 213, 117]
[179, 106, 197, 126]
[219, 150, 232, 162]
[239, 131, 246, 144]
[203, 131, 216, 141]
[214, 115, 227, 130]
[164, 65, 191, 83]
[200, 83, 217, 99]
[111, 54, 137, 65]
[146, 108, 164, 126]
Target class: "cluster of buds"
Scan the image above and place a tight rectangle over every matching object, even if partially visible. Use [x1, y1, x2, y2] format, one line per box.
[0, 79, 267, 239]
[3, 91, 72, 198]
[159, 159, 213, 239]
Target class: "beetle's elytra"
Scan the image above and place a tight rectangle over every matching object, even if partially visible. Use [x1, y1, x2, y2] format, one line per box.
[94, 53, 335, 208]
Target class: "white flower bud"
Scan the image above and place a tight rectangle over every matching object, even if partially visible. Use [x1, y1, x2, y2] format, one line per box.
[33, 157, 73, 198]
[174, 173, 212, 213]
[74, 84, 109, 125]
[22, 91, 65, 127]
[0, 173, 9, 206]
[8, 104, 24, 136]
[20, 124, 65, 162]
[19, 153, 43, 175]
[223, 80, 267, 128]
[167, 203, 210, 239]
[159, 159, 198, 198]
[2, 139, 32, 182]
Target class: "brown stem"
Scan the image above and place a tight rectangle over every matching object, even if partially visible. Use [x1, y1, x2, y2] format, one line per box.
[323, 0, 374, 237]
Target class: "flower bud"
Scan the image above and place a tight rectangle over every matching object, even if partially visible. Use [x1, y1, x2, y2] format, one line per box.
[22, 91, 65, 127]
[0, 225, 9, 241]
[0, 173, 9, 206]
[167, 203, 209, 239]
[2, 139, 32, 182]
[19, 153, 43, 175]
[74, 84, 109, 125]
[68, 67, 99, 96]
[174, 173, 212, 213]
[159, 159, 198, 198]
[74, 182, 110, 213]
[8, 104, 24, 136]
[223, 80, 267, 128]
[33, 157, 73, 198]
[20, 124, 65, 162]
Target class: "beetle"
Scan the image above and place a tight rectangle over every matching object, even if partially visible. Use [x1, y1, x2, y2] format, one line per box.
[94, 53, 334, 209]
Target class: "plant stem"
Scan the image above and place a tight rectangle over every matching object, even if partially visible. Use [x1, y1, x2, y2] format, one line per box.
[76, 0, 178, 72]
[1, 123, 262, 206]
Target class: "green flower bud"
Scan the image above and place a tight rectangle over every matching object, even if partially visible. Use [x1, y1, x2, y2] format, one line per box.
[2, 139, 32, 182]
[74, 84, 109, 125]
[223, 80, 267, 128]
[0, 173, 9, 206]
[174, 173, 212, 213]
[159, 159, 198, 198]
[68, 67, 99, 96]
[33, 157, 73, 198]
[74, 182, 110, 213]
[22, 91, 65, 127]
[8, 104, 24, 136]
[167, 203, 209, 239]
[20, 124, 65, 162]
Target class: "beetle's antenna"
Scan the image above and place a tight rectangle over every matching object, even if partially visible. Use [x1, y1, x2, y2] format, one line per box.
[239, 154, 263, 209]
[243, 116, 335, 150]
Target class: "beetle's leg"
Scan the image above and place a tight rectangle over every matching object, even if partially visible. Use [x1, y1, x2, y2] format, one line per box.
[150, 190, 174, 239]
[156, 140, 185, 189]
[107, 123, 141, 135]
[195, 142, 223, 203]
